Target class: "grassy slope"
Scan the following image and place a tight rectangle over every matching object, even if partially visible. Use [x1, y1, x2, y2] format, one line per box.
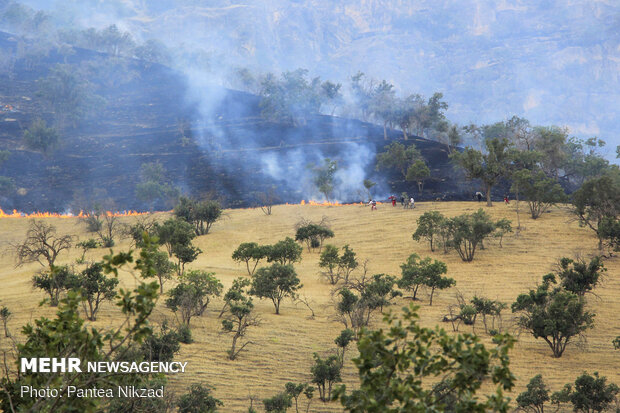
[0, 202, 618, 412]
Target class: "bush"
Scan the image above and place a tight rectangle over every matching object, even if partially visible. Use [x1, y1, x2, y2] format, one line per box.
[250, 264, 302, 314]
[266, 237, 303, 266]
[334, 304, 516, 411]
[32, 265, 76, 306]
[311, 353, 341, 402]
[552, 372, 619, 413]
[516, 374, 550, 413]
[177, 324, 193, 344]
[446, 209, 497, 261]
[177, 383, 223, 413]
[141, 321, 181, 362]
[263, 392, 292, 413]
[412, 211, 445, 252]
[512, 275, 595, 358]
[295, 223, 334, 252]
[22, 118, 60, 155]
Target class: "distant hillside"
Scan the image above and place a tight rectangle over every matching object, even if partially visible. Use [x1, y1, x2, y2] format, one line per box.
[17, 0, 618, 149]
[0, 30, 474, 212]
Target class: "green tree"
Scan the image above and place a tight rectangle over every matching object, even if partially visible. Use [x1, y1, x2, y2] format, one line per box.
[555, 257, 605, 297]
[553, 372, 619, 413]
[318, 244, 358, 284]
[516, 374, 550, 413]
[166, 271, 222, 325]
[334, 329, 355, 368]
[135, 161, 180, 210]
[312, 158, 338, 202]
[174, 197, 223, 235]
[598, 216, 620, 252]
[221, 294, 259, 360]
[376, 142, 422, 179]
[452, 137, 513, 206]
[0, 306, 11, 337]
[37, 64, 100, 129]
[334, 304, 515, 412]
[311, 353, 342, 402]
[22, 118, 60, 155]
[171, 242, 202, 276]
[295, 223, 334, 252]
[267, 237, 303, 266]
[470, 296, 507, 334]
[285, 382, 312, 413]
[0, 238, 161, 413]
[177, 383, 223, 413]
[573, 172, 620, 249]
[141, 321, 181, 363]
[412, 211, 445, 252]
[446, 209, 497, 262]
[511, 169, 566, 219]
[218, 277, 251, 318]
[318, 244, 340, 284]
[32, 265, 76, 306]
[73, 262, 119, 321]
[140, 250, 175, 294]
[512, 275, 595, 358]
[259, 69, 328, 126]
[363, 179, 376, 200]
[250, 264, 302, 314]
[494, 218, 512, 248]
[335, 275, 399, 337]
[533, 126, 568, 179]
[405, 158, 431, 193]
[398, 254, 451, 304]
[263, 392, 292, 413]
[369, 79, 396, 139]
[157, 218, 196, 257]
[232, 242, 270, 275]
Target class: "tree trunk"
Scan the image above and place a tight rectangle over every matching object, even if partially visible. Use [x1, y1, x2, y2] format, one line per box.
[229, 334, 238, 360]
[383, 122, 388, 140]
[486, 184, 493, 206]
[515, 187, 521, 231]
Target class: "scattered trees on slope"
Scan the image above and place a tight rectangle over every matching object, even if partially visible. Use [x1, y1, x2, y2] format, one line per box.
[250, 264, 302, 314]
[334, 304, 515, 412]
[511, 273, 595, 358]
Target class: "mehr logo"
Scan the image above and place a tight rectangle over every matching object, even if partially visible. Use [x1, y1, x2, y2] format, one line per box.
[21, 358, 82, 373]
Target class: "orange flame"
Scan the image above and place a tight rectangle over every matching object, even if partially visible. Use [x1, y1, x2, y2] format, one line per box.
[298, 200, 366, 206]
[0, 208, 149, 219]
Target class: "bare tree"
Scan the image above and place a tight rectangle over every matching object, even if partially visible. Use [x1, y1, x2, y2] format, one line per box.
[96, 213, 123, 247]
[256, 187, 279, 215]
[13, 220, 73, 272]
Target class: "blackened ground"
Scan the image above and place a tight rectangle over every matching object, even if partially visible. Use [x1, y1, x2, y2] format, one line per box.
[0, 31, 489, 212]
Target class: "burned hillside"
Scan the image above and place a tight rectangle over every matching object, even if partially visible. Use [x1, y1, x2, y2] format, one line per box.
[0, 31, 467, 212]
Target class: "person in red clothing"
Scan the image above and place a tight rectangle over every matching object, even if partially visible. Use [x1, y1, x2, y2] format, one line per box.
[503, 194, 510, 204]
[389, 195, 396, 206]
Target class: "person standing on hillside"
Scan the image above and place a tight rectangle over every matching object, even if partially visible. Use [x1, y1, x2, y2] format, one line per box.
[475, 191, 483, 202]
[410, 197, 415, 209]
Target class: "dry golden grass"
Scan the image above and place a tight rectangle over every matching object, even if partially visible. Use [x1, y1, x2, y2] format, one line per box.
[0, 201, 618, 412]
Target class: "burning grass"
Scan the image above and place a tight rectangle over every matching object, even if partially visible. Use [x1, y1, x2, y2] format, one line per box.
[0, 202, 618, 411]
